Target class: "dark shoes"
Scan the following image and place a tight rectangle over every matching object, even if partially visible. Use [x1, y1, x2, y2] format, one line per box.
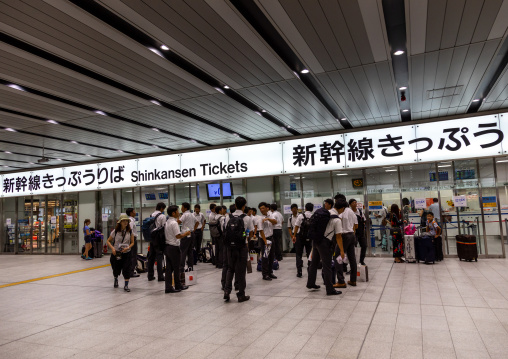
[347, 281, 357, 287]
[158, 277, 165, 282]
[327, 290, 342, 296]
[263, 276, 272, 281]
[178, 285, 189, 291]
[114, 278, 118, 288]
[269, 274, 277, 279]
[306, 285, 321, 290]
[124, 285, 130, 292]
[297, 269, 302, 278]
[224, 291, 230, 302]
[238, 295, 250, 303]
[360, 262, 366, 266]
[165, 287, 181, 293]
[147, 277, 155, 281]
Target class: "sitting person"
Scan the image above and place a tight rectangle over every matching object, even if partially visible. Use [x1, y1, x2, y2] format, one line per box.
[426, 212, 441, 239]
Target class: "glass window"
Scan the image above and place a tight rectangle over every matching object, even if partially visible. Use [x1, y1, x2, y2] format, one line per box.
[279, 175, 302, 252]
[496, 157, 508, 256]
[46, 195, 61, 254]
[32, 196, 46, 253]
[18, 197, 31, 254]
[301, 172, 333, 209]
[2, 197, 16, 253]
[333, 169, 364, 204]
[62, 193, 79, 254]
[479, 158, 501, 255]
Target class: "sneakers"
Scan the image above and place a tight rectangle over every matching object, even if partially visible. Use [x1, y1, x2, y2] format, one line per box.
[177, 285, 189, 291]
[347, 281, 357, 287]
[124, 285, 130, 292]
[114, 278, 118, 288]
[131, 272, 140, 278]
[334, 283, 347, 288]
[85, 257, 92, 260]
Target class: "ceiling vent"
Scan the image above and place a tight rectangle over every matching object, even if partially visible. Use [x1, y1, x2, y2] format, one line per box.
[427, 85, 463, 99]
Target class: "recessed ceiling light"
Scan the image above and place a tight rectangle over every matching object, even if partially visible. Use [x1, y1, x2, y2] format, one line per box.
[233, 133, 239, 137]
[70, 141, 78, 144]
[5, 151, 12, 154]
[287, 125, 291, 129]
[255, 111, 262, 116]
[385, 169, 397, 172]
[6, 84, 24, 91]
[438, 165, 451, 168]
[152, 145, 158, 148]
[399, 86, 407, 90]
[3, 165, 8, 168]
[190, 139, 197, 143]
[223, 85, 229, 89]
[85, 154, 92, 157]
[46, 120, 58, 125]
[5, 128, 16, 132]
[118, 150, 124, 153]
[94, 110, 107, 116]
[29, 162, 34, 165]
[300, 69, 310, 74]
[150, 100, 161, 106]
[56, 158, 62, 161]
[394, 50, 404, 55]
[148, 48, 163, 57]
[214, 87, 225, 94]
[261, 109, 266, 113]
[152, 128, 160, 132]
[472, 99, 480, 102]
[160, 45, 169, 51]
[336, 173, 348, 176]
[292, 71, 301, 80]
[402, 109, 409, 112]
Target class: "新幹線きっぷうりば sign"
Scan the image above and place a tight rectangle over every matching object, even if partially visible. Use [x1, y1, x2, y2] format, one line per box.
[1, 114, 506, 197]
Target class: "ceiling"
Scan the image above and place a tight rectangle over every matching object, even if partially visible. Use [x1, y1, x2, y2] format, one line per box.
[0, 0, 507, 172]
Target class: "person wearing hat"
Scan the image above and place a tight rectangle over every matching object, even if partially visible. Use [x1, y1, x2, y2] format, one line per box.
[107, 214, 135, 292]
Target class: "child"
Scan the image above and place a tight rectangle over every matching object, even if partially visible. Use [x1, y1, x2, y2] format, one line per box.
[426, 212, 441, 238]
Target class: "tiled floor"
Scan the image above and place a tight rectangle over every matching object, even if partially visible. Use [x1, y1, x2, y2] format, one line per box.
[1, 252, 508, 359]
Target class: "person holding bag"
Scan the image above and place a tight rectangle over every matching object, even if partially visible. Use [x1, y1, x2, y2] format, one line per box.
[107, 214, 135, 292]
[390, 204, 404, 263]
[82, 219, 93, 260]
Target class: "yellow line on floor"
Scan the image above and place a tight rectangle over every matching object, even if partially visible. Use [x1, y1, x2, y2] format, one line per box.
[0, 264, 111, 288]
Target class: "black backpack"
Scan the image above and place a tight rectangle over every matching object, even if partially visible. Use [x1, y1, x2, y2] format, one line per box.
[224, 214, 246, 247]
[307, 208, 331, 242]
[141, 213, 162, 242]
[420, 210, 429, 227]
[298, 214, 311, 240]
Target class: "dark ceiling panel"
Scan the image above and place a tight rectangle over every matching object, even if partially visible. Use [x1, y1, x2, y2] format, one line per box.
[440, 0, 466, 49]
[456, 0, 484, 46]
[471, 0, 504, 43]
[425, 0, 446, 52]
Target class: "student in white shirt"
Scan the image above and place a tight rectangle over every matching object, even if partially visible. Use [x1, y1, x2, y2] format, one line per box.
[164, 205, 191, 293]
[291, 203, 313, 278]
[222, 197, 254, 303]
[349, 199, 367, 265]
[258, 202, 277, 281]
[193, 204, 206, 258]
[336, 198, 359, 288]
[270, 203, 284, 261]
[126, 208, 140, 278]
[178, 202, 198, 283]
[287, 203, 299, 243]
[148, 202, 166, 282]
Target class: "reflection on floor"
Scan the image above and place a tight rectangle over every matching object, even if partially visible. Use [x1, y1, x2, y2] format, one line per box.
[1, 253, 508, 358]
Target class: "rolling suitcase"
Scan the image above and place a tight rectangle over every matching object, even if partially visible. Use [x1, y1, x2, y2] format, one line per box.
[456, 235, 478, 262]
[433, 236, 443, 261]
[415, 236, 435, 264]
[404, 235, 416, 263]
[93, 239, 103, 258]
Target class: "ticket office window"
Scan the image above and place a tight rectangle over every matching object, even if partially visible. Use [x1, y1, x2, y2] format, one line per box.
[436, 161, 456, 254]
[280, 175, 303, 252]
[479, 158, 502, 255]
[32, 196, 46, 254]
[198, 181, 221, 241]
[495, 157, 508, 252]
[2, 197, 16, 253]
[365, 167, 400, 255]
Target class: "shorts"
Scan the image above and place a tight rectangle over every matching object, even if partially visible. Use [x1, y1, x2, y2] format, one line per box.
[84, 235, 93, 244]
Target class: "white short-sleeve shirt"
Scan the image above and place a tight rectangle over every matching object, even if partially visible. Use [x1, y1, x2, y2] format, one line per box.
[340, 207, 358, 233]
[180, 211, 197, 237]
[325, 209, 343, 240]
[164, 217, 181, 246]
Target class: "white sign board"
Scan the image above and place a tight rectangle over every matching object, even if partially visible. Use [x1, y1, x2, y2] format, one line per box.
[313, 203, 323, 211]
[283, 204, 292, 214]
[6, 218, 11, 225]
[66, 215, 73, 223]
[415, 198, 427, 209]
[50, 216, 56, 224]
[453, 196, 467, 207]
[102, 214, 109, 222]
[1, 113, 507, 198]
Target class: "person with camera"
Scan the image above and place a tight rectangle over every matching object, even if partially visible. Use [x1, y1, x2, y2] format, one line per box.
[107, 214, 135, 292]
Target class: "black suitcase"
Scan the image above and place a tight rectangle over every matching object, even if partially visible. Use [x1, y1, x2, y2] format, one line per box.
[456, 235, 478, 261]
[415, 236, 435, 264]
[433, 236, 443, 261]
[81, 244, 94, 259]
[93, 239, 103, 258]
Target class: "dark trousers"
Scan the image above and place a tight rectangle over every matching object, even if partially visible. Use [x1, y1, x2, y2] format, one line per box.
[215, 236, 223, 268]
[335, 233, 357, 284]
[295, 236, 312, 270]
[130, 239, 138, 276]
[225, 245, 247, 297]
[180, 233, 194, 272]
[273, 229, 283, 260]
[221, 243, 228, 288]
[194, 229, 203, 253]
[356, 230, 367, 264]
[164, 244, 182, 290]
[260, 237, 274, 277]
[307, 239, 334, 294]
[110, 252, 132, 280]
[147, 241, 164, 280]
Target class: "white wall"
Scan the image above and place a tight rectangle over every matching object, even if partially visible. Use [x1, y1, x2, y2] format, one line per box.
[246, 177, 273, 208]
[78, 191, 96, 248]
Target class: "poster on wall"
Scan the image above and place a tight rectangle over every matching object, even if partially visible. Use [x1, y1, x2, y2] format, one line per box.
[482, 196, 497, 208]
[283, 204, 292, 214]
[66, 215, 73, 223]
[102, 214, 108, 222]
[415, 198, 426, 209]
[6, 218, 11, 225]
[50, 216, 56, 224]
[453, 196, 467, 207]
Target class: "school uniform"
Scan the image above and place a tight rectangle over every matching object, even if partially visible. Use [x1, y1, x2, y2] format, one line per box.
[337, 208, 358, 284]
[164, 217, 183, 291]
[129, 216, 139, 277]
[293, 211, 312, 275]
[272, 210, 284, 261]
[179, 211, 197, 273]
[260, 212, 275, 278]
[223, 210, 254, 297]
[307, 209, 341, 295]
[110, 228, 133, 280]
[148, 211, 166, 280]
[193, 212, 206, 260]
[220, 215, 229, 287]
[216, 214, 226, 268]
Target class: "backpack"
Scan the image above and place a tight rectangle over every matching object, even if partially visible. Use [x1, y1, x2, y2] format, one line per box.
[298, 213, 311, 240]
[224, 214, 246, 247]
[273, 259, 279, 270]
[405, 223, 417, 235]
[420, 210, 429, 227]
[141, 213, 162, 242]
[209, 216, 222, 238]
[307, 208, 331, 242]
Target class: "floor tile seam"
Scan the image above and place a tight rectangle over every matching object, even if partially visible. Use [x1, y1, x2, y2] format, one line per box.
[340, 261, 395, 359]
[465, 305, 508, 353]
[479, 260, 508, 301]
[0, 287, 170, 349]
[267, 329, 313, 358]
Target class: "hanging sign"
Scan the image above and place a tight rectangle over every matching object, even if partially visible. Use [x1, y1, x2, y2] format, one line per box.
[453, 196, 467, 207]
[415, 198, 427, 209]
[482, 196, 497, 208]
[368, 201, 383, 210]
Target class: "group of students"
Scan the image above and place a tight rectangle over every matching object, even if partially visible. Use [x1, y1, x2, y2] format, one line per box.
[104, 194, 370, 299]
